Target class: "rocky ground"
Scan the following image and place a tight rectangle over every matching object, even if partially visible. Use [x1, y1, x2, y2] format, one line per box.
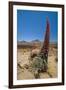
[17, 46, 58, 80]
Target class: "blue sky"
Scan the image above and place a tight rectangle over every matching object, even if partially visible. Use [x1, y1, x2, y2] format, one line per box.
[17, 10, 58, 42]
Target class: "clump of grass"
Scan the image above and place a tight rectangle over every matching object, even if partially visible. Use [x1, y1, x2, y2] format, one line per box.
[34, 70, 40, 79]
[18, 63, 22, 69]
[24, 64, 29, 69]
[47, 71, 53, 78]
[55, 57, 58, 62]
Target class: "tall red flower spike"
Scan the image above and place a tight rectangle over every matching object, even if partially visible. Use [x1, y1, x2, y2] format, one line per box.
[40, 17, 50, 63]
[30, 18, 50, 74]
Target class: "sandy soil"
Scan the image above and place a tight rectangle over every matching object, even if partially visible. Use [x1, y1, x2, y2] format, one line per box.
[17, 46, 58, 80]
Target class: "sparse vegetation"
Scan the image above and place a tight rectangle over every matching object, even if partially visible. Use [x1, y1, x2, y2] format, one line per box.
[17, 42, 58, 80]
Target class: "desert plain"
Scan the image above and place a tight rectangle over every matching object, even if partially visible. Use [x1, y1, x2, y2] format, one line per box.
[17, 41, 58, 80]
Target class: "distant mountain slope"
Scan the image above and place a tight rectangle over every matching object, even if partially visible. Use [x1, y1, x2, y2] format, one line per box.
[31, 39, 41, 43]
[17, 40, 57, 48]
